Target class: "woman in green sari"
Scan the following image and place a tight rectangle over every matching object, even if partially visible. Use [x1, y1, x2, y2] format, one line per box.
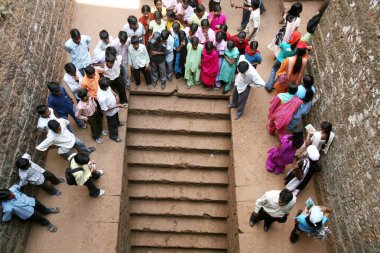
[219, 40, 240, 94]
[184, 36, 204, 88]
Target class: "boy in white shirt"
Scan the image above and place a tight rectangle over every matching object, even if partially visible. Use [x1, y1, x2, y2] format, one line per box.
[93, 30, 114, 64]
[16, 153, 65, 196]
[36, 105, 58, 132]
[128, 36, 152, 87]
[63, 63, 83, 101]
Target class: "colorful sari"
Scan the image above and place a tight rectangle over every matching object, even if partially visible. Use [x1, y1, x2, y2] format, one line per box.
[200, 48, 219, 87]
[219, 47, 240, 91]
[268, 95, 303, 139]
[139, 14, 154, 45]
[266, 134, 298, 174]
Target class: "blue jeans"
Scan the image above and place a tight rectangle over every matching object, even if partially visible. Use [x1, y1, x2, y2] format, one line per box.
[60, 108, 85, 128]
[265, 60, 281, 91]
[175, 53, 183, 74]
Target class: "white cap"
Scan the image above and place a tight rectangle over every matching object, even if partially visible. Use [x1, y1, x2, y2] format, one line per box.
[309, 206, 324, 225]
[307, 145, 320, 161]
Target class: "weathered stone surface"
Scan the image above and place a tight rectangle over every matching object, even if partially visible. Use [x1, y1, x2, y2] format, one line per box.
[309, 0, 380, 252]
[0, 0, 74, 252]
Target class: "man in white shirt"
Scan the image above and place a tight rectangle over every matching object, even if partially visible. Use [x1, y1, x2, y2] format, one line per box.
[228, 56, 265, 120]
[111, 31, 131, 88]
[63, 63, 83, 101]
[128, 36, 152, 86]
[250, 189, 296, 232]
[36, 105, 58, 132]
[123, 16, 145, 44]
[36, 118, 95, 160]
[97, 77, 125, 142]
[103, 54, 128, 106]
[92, 30, 114, 64]
[245, 0, 260, 42]
[16, 153, 65, 195]
[64, 29, 91, 76]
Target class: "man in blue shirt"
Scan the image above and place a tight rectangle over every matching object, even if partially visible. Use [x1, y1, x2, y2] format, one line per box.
[64, 29, 91, 76]
[47, 81, 86, 129]
[1, 185, 60, 232]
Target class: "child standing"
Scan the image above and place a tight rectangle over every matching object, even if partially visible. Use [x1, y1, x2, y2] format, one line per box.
[230, 31, 249, 54]
[175, 0, 194, 26]
[148, 32, 167, 89]
[200, 41, 219, 90]
[123, 15, 145, 44]
[63, 63, 83, 101]
[103, 54, 128, 106]
[149, 11, 167, 35]
[139, 5, 154, 46]
[93, 30, 113, 64]
[197, 19, 216, 44]
[17, 153, 65, 196]
[215, 31, 227, 89]
[111, 31, 131, 88]
[161, 30, 175, 82]
[244, 41, 262, 68]
[76, 89, 107, 144]
[152, 0, 167, 17]
[184, 37, 203, 88]
[188, 4, 208, 26]
[81, 66, 100, 99]
[174, 30, 188, 79]
[208, 5, 226, 31]
[219, 40, 240, 94]
[128, 36, 152, 87]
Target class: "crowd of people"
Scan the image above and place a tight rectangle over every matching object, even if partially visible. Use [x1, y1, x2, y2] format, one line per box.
[1, 0, 334, 245]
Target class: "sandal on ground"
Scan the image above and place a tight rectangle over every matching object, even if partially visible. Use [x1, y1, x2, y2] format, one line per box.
[112, 137, 123, 143]
[47, 224, 58, 232]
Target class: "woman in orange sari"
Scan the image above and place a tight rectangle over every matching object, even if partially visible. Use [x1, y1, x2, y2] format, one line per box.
[273, 41, 309, 95]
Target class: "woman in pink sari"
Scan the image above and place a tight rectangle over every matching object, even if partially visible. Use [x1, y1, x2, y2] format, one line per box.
[268, 83, 303, 138]
[201, 41, 219, 89]
[208, 5, 226, 31]
[266, 128, 304, 174]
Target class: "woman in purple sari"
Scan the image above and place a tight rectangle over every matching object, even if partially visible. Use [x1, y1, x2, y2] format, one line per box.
[266, 128, 303, 174]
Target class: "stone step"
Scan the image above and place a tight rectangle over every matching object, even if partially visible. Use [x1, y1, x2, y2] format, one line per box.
[129, 231, 228, 250]
[129, 200, 228, 219]
[129, 215, 227, 234]
[128, 95, 230, 119]
[127, 132, 231, 153]
[131, 247, 227, 253]
[128, 166, 229, 186]
[127, 114, 231, 136]
[127, 150, 230, 170]
[176, 84, 231, 99]
[128, 183, 228, 202]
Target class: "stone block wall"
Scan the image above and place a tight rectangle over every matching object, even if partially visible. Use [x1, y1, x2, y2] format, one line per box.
[308, 0, 379, 252]
[0, 0, 74, 252]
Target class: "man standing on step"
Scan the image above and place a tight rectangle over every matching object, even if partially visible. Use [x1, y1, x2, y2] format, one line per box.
[249, 188, 296, 232]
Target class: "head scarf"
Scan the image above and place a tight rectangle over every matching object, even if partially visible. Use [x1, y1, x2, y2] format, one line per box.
[309, 206, 324, 225]
[307, 145, 320, 161]
[288, 31, 301, 45]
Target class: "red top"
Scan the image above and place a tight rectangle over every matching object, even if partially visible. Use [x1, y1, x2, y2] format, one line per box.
[139, 13, 154, 45]
[230, 35, 248, 55]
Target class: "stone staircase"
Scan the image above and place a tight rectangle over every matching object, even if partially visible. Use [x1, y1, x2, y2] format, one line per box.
[124, 93, 232, 252]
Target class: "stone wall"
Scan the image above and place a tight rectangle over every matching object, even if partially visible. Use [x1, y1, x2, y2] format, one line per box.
[0, 0, 74, 252]
[308, 0, 379, 252]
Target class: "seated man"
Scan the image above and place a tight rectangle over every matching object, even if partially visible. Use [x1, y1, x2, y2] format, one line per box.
[0, 185, 60, 232]
[36, 119, 95, 160]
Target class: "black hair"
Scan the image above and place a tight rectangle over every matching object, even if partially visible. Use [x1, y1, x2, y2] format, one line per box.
[105, 53, 116, 63]
[303, 89, 314, 103]
[200, 19, 209, 27]
[84, 65, 95, 75]
[196, 4, 205, 13]
[305, 215, 323, 229]
[288, 2, 303, 17]
[47, 82, 60, 93]
[0, 189, 11, 201]
[321, 121, 333, 143]
[213, 4, 222, 12]
[153, 11, 162, 19]
[70, 29, 81, 39]
[118, 31, 128, 43]
[190, 36, 199, 46]
[161, 30, 170, 40]
[47, 119, 60, 131]
[288, 82, 298, 95]
[178, 30, 187, 40]
[64, 62, 76, 75]
[303, 75, 314, 88]
[106, 46, 117, 57]
[237, 61, 249, 74]
[74, 152, 90, 165]
[227, 40, 235, 50]
[292, 48, 307, 74]
[127, 15, 138, 25]
[141, 4, 151, 13]
[16, 158, 30, 170]
[99, 77, 111, 90]
[167, 10, 175, 18]
[291, 128, 304, 149]
[36, 104, 48, 115]
[77, 88, 88, 99]
[219, 24, 228, 33]
[154, 0, 162, 5]
[99, 30, 109, 40]
[215, 31, 225, 43]
[172, 21, 180, 31]
[189, 23, 199, 34]
[150, 32, 162, 44]
[237, 31, 247, 39]
[251, 0, 260, 9]
[205, 41, 214, 51]
[182, 0, 189, 5]
[131, 35, 140, 44]
[279, 189, 294, 205]
[250, 41, 258, 50]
